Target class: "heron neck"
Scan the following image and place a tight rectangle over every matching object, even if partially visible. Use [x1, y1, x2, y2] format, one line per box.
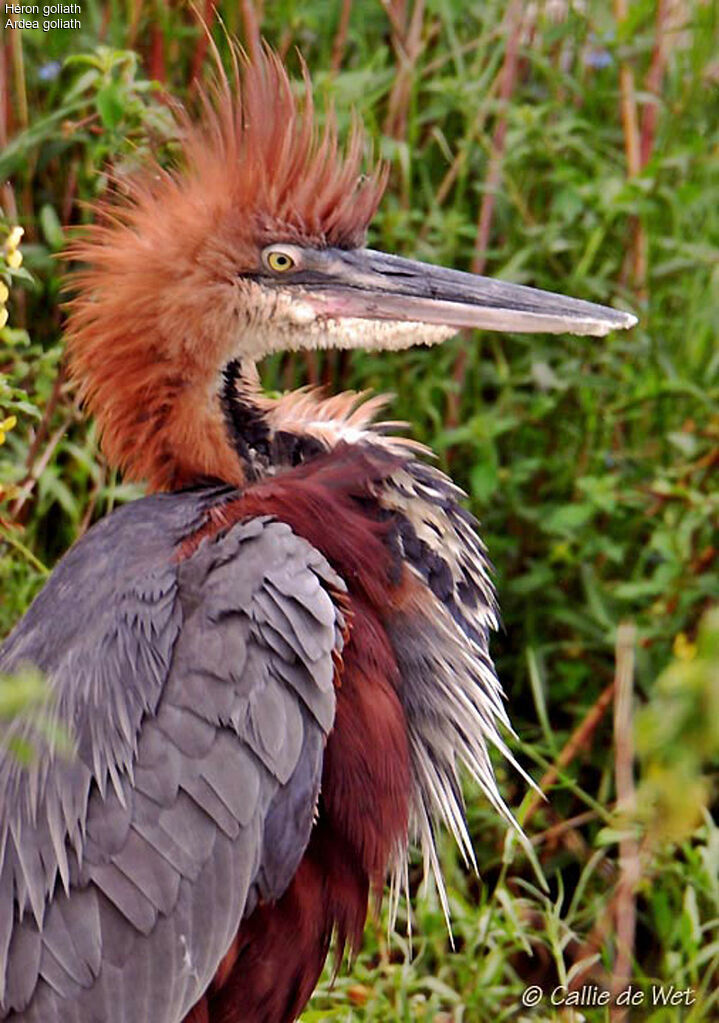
[221, 359, 381, 481]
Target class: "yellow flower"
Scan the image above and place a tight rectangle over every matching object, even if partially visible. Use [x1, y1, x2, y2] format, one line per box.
[0, 308, 7, 329]
[0, 483, 20, 501]
[6, 250, 22, 270]
[0, 417, 14, 446]
[0, 281, 8, 303]
[5, 226, 24, 250]
[673, 632, 697, 661]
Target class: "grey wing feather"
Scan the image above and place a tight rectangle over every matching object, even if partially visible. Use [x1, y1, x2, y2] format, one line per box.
[0, 491, 343, 1021]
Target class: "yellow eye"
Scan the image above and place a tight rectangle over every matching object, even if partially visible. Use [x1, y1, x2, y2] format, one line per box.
[266, 250, 296, 273]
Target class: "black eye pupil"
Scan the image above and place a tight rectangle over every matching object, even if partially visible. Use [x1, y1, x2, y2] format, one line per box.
[266, 250, 295, 272]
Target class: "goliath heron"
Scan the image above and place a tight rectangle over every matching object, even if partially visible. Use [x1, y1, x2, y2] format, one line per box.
[0, 47, 636, 1022]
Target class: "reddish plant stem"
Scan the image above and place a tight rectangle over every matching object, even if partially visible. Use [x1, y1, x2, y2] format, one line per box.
[524, 678, 616, 827]
[417, 66, 503, 242]
[190, 0, 220, 85]
[531, 809, 599, 848]
[1, 35, 10, 145]
[126, 0, 142, 49]
[615, 0, 641, 177]
[8, 27, 28, 131]
[611, 622, 638, 1020]
[0, 37, 17, 234]
[10, 413, 74, 521]
[77, 463, 107, 539]
[331, 0, 353, 73]
[640, 0, 670, 169]
[614, 0, 647, 298]
[447, 1, 523, 429]
[9, 367, 66, 519]
[383, 0, 425, 146]
[471, 2, 522, 277]
[148, 22, 167, 82]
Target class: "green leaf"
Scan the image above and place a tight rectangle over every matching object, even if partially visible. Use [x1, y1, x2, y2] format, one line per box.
[542, 502, 595, 536]
[39, 205, 65, 252]
[95, 82, 125, 130]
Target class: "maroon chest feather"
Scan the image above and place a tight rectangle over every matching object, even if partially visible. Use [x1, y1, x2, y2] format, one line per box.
[181, 446, 413, 1023]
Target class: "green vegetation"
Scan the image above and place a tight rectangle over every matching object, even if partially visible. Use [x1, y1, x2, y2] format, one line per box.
[1, 1, 717, 1019]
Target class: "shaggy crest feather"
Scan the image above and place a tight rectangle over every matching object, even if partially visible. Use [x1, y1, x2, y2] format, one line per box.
[176, 44, 386, 246]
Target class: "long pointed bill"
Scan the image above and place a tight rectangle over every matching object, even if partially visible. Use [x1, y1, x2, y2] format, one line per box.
[287, 248, 637, 337]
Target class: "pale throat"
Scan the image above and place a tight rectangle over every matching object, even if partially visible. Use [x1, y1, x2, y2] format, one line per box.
[150, 310, 456, 488]
[213, 311, 456, 479]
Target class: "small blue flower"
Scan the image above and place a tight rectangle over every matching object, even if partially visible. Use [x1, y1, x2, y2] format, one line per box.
[38, 62, 62, 82]
[584, 49, 613, 69]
